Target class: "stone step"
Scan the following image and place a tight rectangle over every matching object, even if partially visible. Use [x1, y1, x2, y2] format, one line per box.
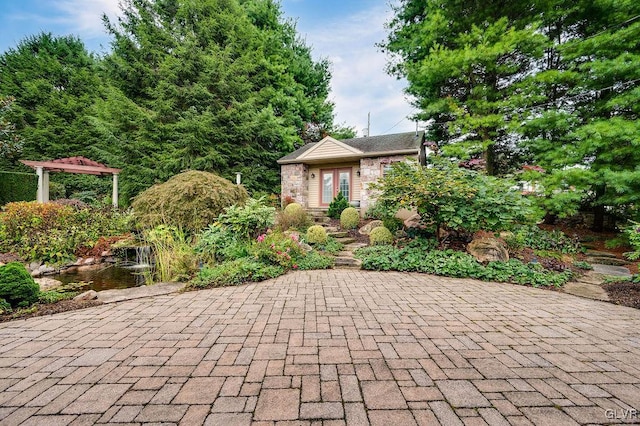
[313, 216, 331, 224]
[585, 250, 618, 258]
[323, 226, 339, 233]
[328, 231, 348, 238]
[334, 257, 362, 267]
[585, 257, 629, 267]
[563, 281, 609, 301]
[592, 264, 632, 277]
[335, 237, 356, 245]
[308, 209, 329, 217]
[345, 243, 368, 250]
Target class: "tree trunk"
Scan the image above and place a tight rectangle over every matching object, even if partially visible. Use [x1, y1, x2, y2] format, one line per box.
[592, 185, 606, 232]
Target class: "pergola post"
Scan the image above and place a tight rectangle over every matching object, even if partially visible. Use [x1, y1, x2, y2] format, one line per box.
[112, 173, 119, 208]
[43, 170, 50, 202]
[36, 166, 44, 203]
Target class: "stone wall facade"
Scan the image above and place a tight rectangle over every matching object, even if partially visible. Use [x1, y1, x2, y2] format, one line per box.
[280, 163, 309, 207]
[359, 155, 413, 213]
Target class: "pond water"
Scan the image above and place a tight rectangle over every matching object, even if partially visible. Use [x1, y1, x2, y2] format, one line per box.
[53, 263, 150, 292]
[52, 246, 154, 292]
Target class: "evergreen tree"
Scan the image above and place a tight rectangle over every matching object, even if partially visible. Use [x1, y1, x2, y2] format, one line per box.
[0, 33, 104, 160]
[515, 0, 640, 229]
[382, 0, 547, 175]
[100, 0, 335, 199]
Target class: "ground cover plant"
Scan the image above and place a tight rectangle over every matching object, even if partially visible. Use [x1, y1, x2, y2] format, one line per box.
[355, 242, 573, 288]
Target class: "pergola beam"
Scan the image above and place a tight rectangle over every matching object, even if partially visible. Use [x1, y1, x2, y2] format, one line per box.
[20, 158, 122, 208]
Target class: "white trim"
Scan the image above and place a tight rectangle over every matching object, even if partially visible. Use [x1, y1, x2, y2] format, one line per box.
[297, 136, 363, 160]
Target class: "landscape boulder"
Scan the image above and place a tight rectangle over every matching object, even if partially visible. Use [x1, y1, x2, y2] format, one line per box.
[358, 220, 383, 235]
[74, 290, 98, 301]
[467, 237, 509, 263]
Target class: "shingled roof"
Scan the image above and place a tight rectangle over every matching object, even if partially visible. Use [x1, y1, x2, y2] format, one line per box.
[278, 131, 425, 164]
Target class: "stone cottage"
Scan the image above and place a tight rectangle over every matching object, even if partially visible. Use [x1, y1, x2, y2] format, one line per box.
[277, 131, 430, 214]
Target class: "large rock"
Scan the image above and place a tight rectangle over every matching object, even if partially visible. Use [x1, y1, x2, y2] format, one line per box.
[35, 277, 63, 291]
[404, 214, 425, 230]
[467, 238, 509, 263]
[74, 290, 98, 301]
[358, 220, 383, 235]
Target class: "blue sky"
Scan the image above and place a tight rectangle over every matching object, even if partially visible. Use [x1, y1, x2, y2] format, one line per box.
[0, 0, 416, 136]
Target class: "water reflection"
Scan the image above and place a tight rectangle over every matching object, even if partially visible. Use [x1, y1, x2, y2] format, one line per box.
[53, 263, 149, 292]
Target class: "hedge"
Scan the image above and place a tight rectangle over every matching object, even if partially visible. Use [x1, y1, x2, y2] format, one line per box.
[0, 171, 37, 205]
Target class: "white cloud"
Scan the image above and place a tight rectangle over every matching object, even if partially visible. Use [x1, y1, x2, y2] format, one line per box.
[53, 0, 120, 34]
[298, 3, 418, 136]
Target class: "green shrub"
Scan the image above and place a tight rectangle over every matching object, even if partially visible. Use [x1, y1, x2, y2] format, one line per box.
[371, 159, 538, 240]
[132, 170, 248, 232]
[369, 226, 393, 246]
[0, 298, 11, 314]
[284, 202, 304, 215]
[297, 251, 334, 270]
[327, 193, 349, 219]
[217, 197, 275, 240]
[190, 258, 284, 288]
[0, 262, 40, 308]
[504, 225, 581, 254]
[277, 205, 312, 232]
[364, 201, 388, 220]
[383, 216, 404, 234]
[306, 225, 328, 244]
[340, 207, 360, 229]
[195, 224, 250, 264]
[252, 231, 304, 269]
[625, 221, 640, 261]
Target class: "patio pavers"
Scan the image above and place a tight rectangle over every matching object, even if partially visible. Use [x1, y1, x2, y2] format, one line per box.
[1, 270, 640, 425]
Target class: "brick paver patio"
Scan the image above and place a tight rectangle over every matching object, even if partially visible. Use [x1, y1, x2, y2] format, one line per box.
[1, 270, 640, 425]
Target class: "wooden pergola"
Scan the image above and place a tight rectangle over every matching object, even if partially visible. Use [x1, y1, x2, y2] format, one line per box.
[20, 157, 122, 208]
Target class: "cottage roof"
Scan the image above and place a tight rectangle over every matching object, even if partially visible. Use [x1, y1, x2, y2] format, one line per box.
[278, 131, 425, 164]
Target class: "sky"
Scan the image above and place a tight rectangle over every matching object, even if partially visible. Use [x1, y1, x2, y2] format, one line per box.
[0, 0, 417, 137]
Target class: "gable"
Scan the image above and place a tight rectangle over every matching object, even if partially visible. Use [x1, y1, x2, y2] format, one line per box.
[298, 136, 363, 161]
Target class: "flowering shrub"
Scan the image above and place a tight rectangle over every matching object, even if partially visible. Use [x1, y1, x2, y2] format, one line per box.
[252, 231, 304, 269]
[0, 201, 131, 264]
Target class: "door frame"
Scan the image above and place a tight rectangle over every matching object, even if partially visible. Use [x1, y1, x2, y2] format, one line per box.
[319, 167, 352, 206]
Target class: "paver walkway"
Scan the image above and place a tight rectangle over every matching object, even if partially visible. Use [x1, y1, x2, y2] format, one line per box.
[1, 270, 640, 425]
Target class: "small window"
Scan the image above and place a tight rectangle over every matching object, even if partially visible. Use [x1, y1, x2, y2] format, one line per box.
[381, 163, 395, 177]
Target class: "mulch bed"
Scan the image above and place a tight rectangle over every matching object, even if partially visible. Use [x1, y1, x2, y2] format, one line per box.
[0, 300, 103, 323]
[603, 281, 640, 309]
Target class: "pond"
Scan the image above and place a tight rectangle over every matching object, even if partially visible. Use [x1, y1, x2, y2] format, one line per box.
[53, 263, 151, 292]
[53, 246, 153, 292]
